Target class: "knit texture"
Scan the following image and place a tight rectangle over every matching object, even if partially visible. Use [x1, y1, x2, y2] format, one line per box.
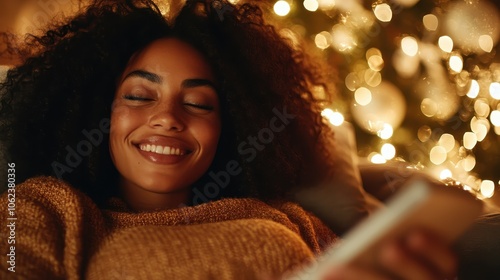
[1, 176, 338, 279]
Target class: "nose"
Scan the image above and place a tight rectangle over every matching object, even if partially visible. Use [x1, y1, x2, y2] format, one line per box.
[148, 104, 185, 132]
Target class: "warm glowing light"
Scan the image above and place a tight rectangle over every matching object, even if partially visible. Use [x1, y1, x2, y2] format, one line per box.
[480, 180, 495, 198]
[463, 132, 477, 150]
[438, 36, 453, 53]
[364, 70, 382, 87]
[392, 49, 420, 78]
[373, 3, 392, 22]
[490, 110, 500, 126]
[366, 48, 382, 59]
[430, 146, 447, 165]
[449, 55, 463, 73]
[303, 0, 319, 12]
[393, 0, 420, 7]
[401, 36, 418, 56]
[354, 87, 372, 106]
[377, 124, 393, 139]
[367, 55, 384, 71]
[438, 133, 455, 152]
[331, 25, 356, 52]
[470, 117, 490, 142]
[381, 143, 396, 160]
[321, 108, 344, 126]
[490, 82, 500, 100]
[420, 98, 437, 117]
[478, 35, 494, 53]
[369, 153, 387, 164]
[474, 99, 490, 118]
[315, 31, 332, 49]
[467, 80, 480, 98]
[417, 125, 432, 142]
[462, 155, 476, 172]
[440, 169, 453, 180]
[475, 124, 488, 142]
[345, 72, 361, 91]
[318, 0, 335, 10]
[423, 14, 438, 31]
[274, 1, 291, 16]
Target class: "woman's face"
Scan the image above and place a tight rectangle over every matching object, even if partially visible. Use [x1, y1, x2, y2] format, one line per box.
[110, 38, 221, 205]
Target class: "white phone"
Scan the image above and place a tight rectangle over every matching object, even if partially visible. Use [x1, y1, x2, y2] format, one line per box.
[290, 178, 484, 280]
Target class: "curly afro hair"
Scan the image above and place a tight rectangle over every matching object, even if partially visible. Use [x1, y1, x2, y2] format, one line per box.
[0, 0, 337, 206]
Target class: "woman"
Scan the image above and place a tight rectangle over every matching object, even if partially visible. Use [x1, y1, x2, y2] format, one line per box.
[0, 0, 456, 279]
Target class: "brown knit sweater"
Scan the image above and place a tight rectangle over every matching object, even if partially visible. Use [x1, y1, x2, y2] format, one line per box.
[1, 176, 338, 279]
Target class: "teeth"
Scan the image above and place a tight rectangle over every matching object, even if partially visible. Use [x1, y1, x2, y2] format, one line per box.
[139, 144, 185, 155]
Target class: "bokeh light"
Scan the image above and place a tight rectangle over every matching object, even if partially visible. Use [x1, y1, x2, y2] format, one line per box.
[303, 0, 319, 12]
[440, 169, 453, 180]
[315, 31, 332, 49]
[490, 110, 500, 126]
[438, 36, 453, 53]
[377, 124, 394, 139]
[430, 146, 447, 165]
[274, 1, 291, 16]
[321, 108, 345, 126]
[401, 36, 418, 56]
[490, 82, 500, 100]
[354, 87, 372, 106]
[351, 82, 406, 135]
[463, 132, 478, 150]
[369, 153, 387, 164]
[467, 80, 480, 98]
[438, 133, 455, 152]
[480, 180, 495, 198]
[373, 3, 392, 22]
[423, 14, 438, 31]
[444, 1, 500, 53]
[381, 143, 396, 160]
[449, 55, 463, 73]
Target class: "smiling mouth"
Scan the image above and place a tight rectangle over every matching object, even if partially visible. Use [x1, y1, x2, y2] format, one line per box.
[138, 144, 190, 156]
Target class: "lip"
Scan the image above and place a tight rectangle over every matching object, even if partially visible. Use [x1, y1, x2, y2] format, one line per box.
[132, 135, 194, 165]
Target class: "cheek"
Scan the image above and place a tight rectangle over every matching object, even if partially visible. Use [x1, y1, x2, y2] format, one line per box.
[195, 119, 221, 155]
[109, 105, 137, 157]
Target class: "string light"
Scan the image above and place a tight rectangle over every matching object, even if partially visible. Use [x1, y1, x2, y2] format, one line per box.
[267, 0, 500, 199]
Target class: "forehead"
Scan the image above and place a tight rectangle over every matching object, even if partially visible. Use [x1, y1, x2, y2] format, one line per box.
[122, 38, 215, 80]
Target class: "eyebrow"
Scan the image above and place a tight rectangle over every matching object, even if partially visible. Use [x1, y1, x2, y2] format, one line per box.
[122, 70, 217, 91]
[181, 79, 217, 91]
[122, 69, 162, 84]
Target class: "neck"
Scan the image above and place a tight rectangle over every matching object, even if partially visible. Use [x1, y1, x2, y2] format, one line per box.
[119, 180, 190, 212]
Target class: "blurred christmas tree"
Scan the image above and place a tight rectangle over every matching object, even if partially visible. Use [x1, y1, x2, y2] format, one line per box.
[256, 0, 500, 201]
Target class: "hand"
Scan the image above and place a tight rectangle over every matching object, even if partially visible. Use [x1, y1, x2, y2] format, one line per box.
[322, 230, 457, 280]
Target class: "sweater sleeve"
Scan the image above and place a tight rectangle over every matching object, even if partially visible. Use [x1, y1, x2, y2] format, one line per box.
[0, 176, 105, 280]
[270, 201, 340, 254]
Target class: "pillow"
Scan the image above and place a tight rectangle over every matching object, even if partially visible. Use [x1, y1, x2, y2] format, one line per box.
[294, 122, 382, 235]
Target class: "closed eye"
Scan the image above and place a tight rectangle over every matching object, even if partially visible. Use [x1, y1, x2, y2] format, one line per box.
[184, 103, 214, 111]
[123, 95, 154, 101]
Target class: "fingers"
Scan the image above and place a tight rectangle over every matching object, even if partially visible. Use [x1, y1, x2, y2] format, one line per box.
[381, 240, 437, 280]
[406, 231, 457, 278]
[380, 231, 457, 280]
